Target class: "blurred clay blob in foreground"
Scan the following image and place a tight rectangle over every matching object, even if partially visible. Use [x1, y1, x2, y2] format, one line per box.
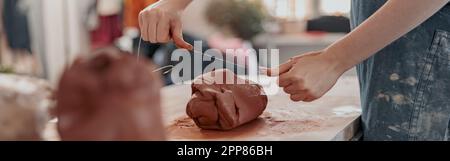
[55, 48, 165, 141]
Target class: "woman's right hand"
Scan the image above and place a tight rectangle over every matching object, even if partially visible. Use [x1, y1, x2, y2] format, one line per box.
[139, 0, 193, 50]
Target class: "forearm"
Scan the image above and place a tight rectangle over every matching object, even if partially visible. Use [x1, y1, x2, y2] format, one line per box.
[326, 0, 450, 71]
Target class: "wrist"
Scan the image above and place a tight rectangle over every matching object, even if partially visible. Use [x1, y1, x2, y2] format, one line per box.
[321, 46, 357, 75]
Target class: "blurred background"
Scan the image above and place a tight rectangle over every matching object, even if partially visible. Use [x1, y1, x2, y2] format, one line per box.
[0, 0, 352, 85]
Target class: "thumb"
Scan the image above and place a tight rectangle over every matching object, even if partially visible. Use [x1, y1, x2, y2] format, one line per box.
[263, 60, 295, 77]
[171, 20, 193, 50]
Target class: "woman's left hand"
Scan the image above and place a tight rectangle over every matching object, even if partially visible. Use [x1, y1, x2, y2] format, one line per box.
[265, 50, 350, 102]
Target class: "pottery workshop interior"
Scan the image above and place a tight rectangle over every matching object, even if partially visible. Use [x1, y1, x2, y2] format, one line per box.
[2, 0, 450, 149]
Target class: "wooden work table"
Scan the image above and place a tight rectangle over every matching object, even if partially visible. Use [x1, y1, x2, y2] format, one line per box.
[163, 76, 362, 141]
[44, 76, 362, 141]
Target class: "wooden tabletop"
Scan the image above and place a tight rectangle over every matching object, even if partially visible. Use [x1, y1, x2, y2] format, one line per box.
[164, 76, 362, 141]
[43, 76, 361, 141]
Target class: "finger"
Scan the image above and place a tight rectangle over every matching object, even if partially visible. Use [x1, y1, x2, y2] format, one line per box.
[171, 20, 193, 50]
[148, 12, 158, 43]
[290, 94, 308, 102]
[283, 81, 306, 93]
[283, 85, 306, 94]
[265, 60, 295, 77]
[305, 89, 323, 102]
[277, 74, 293, 87]
[156, 13, 170, 42]
[303, 95, 318, 102]
[139, 12, 149, 41]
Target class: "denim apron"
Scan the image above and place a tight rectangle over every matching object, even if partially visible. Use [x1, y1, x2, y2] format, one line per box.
[351, 0, 450, 140]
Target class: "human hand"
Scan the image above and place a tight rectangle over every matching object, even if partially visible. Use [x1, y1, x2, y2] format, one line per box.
[139, 0, 193, 50]
[266, 50, 349, 102]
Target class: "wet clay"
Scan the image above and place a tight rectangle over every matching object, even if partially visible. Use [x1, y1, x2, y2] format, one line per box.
[55, 48, 165, 141]
[186, 69, 268, 130]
